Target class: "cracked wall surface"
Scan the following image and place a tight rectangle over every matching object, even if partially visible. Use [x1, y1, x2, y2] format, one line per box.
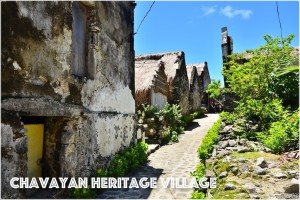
[1, 1, 136, 198]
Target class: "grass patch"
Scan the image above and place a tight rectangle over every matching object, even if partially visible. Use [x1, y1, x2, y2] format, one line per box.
[213, 160, 231, 175]
[231, 152, 280, 160]
[279, 160, 299, 171]
[211, 183, 250, 199]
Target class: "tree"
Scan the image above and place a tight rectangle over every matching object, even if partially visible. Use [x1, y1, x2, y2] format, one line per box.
[223, 34, 298, 109]
[206, 80, 222, 101]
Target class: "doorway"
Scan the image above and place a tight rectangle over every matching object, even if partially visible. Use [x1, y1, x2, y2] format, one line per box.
[24, 124, 44, 179]
[21, 116, 45, 196]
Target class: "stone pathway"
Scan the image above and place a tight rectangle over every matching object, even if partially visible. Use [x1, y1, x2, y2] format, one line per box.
[97, 114, 219, 199]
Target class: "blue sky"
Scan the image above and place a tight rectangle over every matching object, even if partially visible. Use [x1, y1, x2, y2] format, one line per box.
[134, 1, 299, 86]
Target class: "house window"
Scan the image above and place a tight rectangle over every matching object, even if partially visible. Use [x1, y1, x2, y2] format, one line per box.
[72, 2, 88, 77]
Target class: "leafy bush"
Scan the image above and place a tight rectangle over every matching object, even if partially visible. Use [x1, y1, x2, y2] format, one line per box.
[191, 163, 206, 182]
[107, 154, 128, 177]
[191, 163, 206, 199]
[223, 34, 296, 104]
[159, 103, 183, 128]
[191, 118, 221, 199]
[133, 142, 148, 164]
[234, 99, 286, 131]
[171, 131, 179, 142]
[206, 79, 223, 102]
[137, 104, 159, 119]
[258, 109, 299, 153]
[96, 169, 107, 177]
[181, 114, 195, 127]
[158, 103, 185, 143]
[220, 111, 236, 124]
[182, 109, 207, 127]
[161, 127, 181, 144]
[107, 142, 148, 177]
[197, 119, 222, 161]
[70, 187, 96, 199]
[191, 191, 206, 199]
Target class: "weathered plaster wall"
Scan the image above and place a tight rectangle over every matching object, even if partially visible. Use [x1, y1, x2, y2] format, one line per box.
[75, 114, 136, 177]
[81, 1, 135, 113]
[1, 1, 136, 198]
[2, 1, 74, 103]
[1, 112, 27, 199]
[2, 1, 135, 111]
[43, 114, 136, 178]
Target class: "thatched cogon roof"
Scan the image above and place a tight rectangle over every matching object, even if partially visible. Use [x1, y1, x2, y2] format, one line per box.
[136, 51, 185, 85]
[186, 62, 206, 79]
[135, 60, 164, 93]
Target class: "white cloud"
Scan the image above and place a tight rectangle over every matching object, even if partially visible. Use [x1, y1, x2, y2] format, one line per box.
[220, 6, 253, 19]
[201, 6, 216, 16]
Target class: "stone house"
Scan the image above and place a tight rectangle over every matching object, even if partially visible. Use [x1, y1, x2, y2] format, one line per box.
[135, 51, 190, 115]
[186, 66, 201, 112]
[135, 60, 169, 110]
[1, 1, 136, 198]
[186, 62, 211, 107]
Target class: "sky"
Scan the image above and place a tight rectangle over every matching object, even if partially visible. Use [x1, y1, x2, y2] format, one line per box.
[133, 0, 299, 86]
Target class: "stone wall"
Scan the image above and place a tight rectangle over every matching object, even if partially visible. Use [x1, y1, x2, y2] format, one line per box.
[1, 1, 136, 198]
[188, 66, 202, 112]
[202, 62, 211, 93]
[167, 52, 190, 116]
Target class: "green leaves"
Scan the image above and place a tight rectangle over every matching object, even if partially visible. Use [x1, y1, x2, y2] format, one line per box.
[223, 34, 298, 108]
[107, 142, 149, 177]
[206, 80, 222, 101]
[258, 109, 299, 154]
[159, 103, 182, 127]
[197, 119, 222, 161]
[137, 104, 159, 119]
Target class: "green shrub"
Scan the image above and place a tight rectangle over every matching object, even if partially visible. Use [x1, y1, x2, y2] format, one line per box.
[191, 163, 206, 182]
[171, 131, 179, 142]
[182, 114, 195, 127]
[191, 191, 206, 199]
[258, 109, 299, 153]
[161, 127, 181, 144]
[182, 109, 206, 128]
[96, 169, 107, 177]
[107, 142, 148, 177]
[107, 154, 128, 177]
[134, 142, 148, 164]
[123, 148, 139, 171]
[69, 141, 147, 200]
[69, 187, 96, 199]
[220, 111, 236, 124]
[137, 104, 159, 119]
[159, 103, 183, 128]
[197, 119, 222, 161]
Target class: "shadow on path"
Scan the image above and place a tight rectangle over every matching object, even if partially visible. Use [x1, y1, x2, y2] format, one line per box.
[185, 121, 200, 131]
[97, 164, 163, 199]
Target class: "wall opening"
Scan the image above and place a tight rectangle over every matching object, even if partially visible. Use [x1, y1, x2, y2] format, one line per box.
[21, 116, 45, 196]
[72, 2, 88, 77]
[20, 116, 72, 197]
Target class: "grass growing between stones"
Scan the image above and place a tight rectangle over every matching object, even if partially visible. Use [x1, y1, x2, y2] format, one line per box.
[210, 180, 250, 199]
[279, 160, 299, 171]
[231, 152, 280, 160]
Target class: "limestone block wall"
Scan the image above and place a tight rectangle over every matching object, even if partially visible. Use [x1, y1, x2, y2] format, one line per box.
[1, 1, 136, 198]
